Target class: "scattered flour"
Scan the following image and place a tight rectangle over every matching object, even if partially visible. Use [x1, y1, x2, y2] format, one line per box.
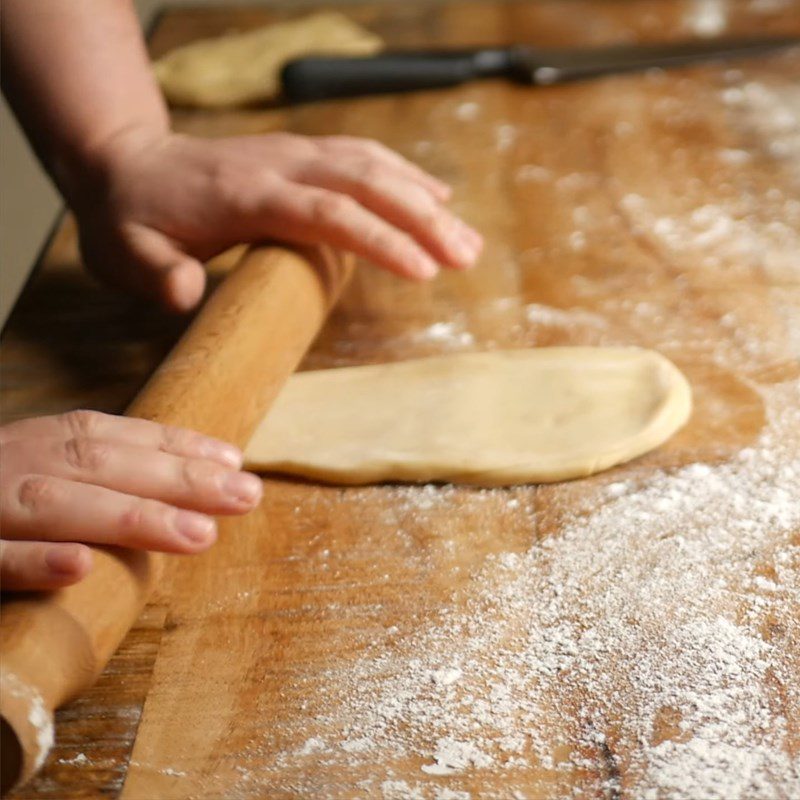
[524, 303, 607, 330]
[382, 780, 425, 799]
[722, 79, 800, 179]
[161, 767, 187, 777]
[454, 102, 480, 122]
[683, 0, 728, 36]
[307, 384, 800, 798]
[233, 374, 799, 799]
[57, 753, 89, 767]
[408, 321, 475, 349]
[514, 164, 553, 184]
[717, 147, 752, 165]
[421, 738, 494, 775]
[494, 124, 517, 152]
[430, 667, 462, 687]
[298, 736, 328, 756]
[618, 188, 800, 283]
[1, 672, 54, 771]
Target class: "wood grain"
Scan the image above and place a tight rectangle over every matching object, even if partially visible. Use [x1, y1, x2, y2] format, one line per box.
[1, 242, 351, 793]
[2, 1, 799, 798]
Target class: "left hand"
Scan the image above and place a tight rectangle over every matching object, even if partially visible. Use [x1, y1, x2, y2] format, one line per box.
[0, 410, 262, 591]
[74, 130, 483, 312]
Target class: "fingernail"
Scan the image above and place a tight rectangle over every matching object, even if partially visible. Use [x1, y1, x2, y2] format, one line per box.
[222, 472, 262, 505]
[175, 511, 216, 544]
[434, 181, 452, 199]
[416, 258, 439, 279]
[446, 230, 483, 268]
[205, 441, 243, 469]
[450, 237, 480, 268]
[466, 229, 484, 251]
[456, 220, 483, 249]
[45, 545, 86, 576]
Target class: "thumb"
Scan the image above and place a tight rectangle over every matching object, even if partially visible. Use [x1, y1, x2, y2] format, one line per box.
[81, 221, 207, 313]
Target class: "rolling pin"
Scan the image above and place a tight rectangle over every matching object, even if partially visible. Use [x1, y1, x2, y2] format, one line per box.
[0, 243, 352, 794]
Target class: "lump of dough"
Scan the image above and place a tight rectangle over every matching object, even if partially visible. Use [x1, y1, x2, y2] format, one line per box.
[153, 12, 383, 108]
[245, 347, 692, 486]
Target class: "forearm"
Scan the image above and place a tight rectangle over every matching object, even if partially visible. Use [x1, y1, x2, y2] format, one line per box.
[2, 1, 482, 310]
[1, 0, 168, 207]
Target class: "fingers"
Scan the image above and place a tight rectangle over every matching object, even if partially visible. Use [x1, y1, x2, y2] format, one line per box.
[296, 160, 482, 271]
[2, 437, 262, 516]
[0, 540, 93, 591]
[119, 223, 207, 313]
[282, 136, 482, 276]
[0, 412, 261, 592]
[80, 220, 206, 314]
[317, 136, 452, 202]
[254, 178, 444, 280]
[3, 474, 217, 554]
[0, 410, 243, 469]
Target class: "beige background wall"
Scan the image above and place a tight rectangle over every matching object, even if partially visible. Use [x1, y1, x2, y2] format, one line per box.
[0, 0, 235, 326]
[0, 99, 61, 325]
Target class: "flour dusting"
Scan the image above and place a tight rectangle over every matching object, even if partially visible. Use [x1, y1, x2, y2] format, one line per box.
[1, 672, 54, 771]
[302, 381, 798, 799]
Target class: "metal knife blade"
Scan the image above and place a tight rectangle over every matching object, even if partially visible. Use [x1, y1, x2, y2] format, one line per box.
[281, 35, 799, 103]
[514, 35, 800, 85]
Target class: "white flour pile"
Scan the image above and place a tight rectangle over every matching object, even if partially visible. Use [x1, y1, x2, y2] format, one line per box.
[232, 374, 799, 800]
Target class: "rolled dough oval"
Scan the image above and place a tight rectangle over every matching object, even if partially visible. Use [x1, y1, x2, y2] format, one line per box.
[244, 347, 692, 485]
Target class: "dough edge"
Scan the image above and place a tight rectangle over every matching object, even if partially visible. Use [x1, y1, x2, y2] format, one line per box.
[246, 347, 693, 486]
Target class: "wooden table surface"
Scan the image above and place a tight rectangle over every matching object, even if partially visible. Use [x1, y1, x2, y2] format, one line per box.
[3, 2, 799, 798]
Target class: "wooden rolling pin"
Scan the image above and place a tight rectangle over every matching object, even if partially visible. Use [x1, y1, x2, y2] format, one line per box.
[0, 243, 352, 794]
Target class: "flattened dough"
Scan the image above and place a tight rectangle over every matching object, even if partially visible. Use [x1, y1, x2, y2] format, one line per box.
[245, 348, 691, 486]
[154, 12, 382, 108]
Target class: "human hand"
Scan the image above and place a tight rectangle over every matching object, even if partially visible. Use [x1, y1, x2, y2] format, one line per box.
[0, 410, 262, 591]
[75, 130, 483, 312]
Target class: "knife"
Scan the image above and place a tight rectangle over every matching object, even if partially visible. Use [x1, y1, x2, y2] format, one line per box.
[281, 35, 800, 103]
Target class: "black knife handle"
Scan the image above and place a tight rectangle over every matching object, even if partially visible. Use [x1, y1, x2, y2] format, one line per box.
[281, 49, 512, 103]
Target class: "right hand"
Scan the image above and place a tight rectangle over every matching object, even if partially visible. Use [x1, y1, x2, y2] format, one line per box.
[0, 410, 263, 591]
[74, 131, 484, 312]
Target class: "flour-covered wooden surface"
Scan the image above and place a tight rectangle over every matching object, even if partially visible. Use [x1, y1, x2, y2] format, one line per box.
[3, 1, 799, 798]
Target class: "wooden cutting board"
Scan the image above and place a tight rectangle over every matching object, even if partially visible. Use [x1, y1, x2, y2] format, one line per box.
[3, 2, 799, 798]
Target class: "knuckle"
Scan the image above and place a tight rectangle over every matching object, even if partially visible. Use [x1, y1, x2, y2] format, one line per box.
[180, 458, 216, 493]
[351, 158, 383, 185]
[17, 475, 60, 515]
[64, 438, 109, 471]
[320, 134, 352, 150]
[414, 199, 440, 229]
[310, 193, 352, 226]
[207, 160, 238, 198]
[62, 409, 104, 439]
[265, 131, 296, 147]
[360, 223, 395, 253]
[160, 425, 206, 457]
[208, 161, 270, 214]
[360, 139, 389, 158]
[117, 499, 151, 538]
[159, 424, 186, 453]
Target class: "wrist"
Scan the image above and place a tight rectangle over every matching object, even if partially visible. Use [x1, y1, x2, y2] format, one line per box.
[53, 122, 170, 215]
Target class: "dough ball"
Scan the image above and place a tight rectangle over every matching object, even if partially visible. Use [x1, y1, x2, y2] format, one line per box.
[154, 12, 383, 108]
